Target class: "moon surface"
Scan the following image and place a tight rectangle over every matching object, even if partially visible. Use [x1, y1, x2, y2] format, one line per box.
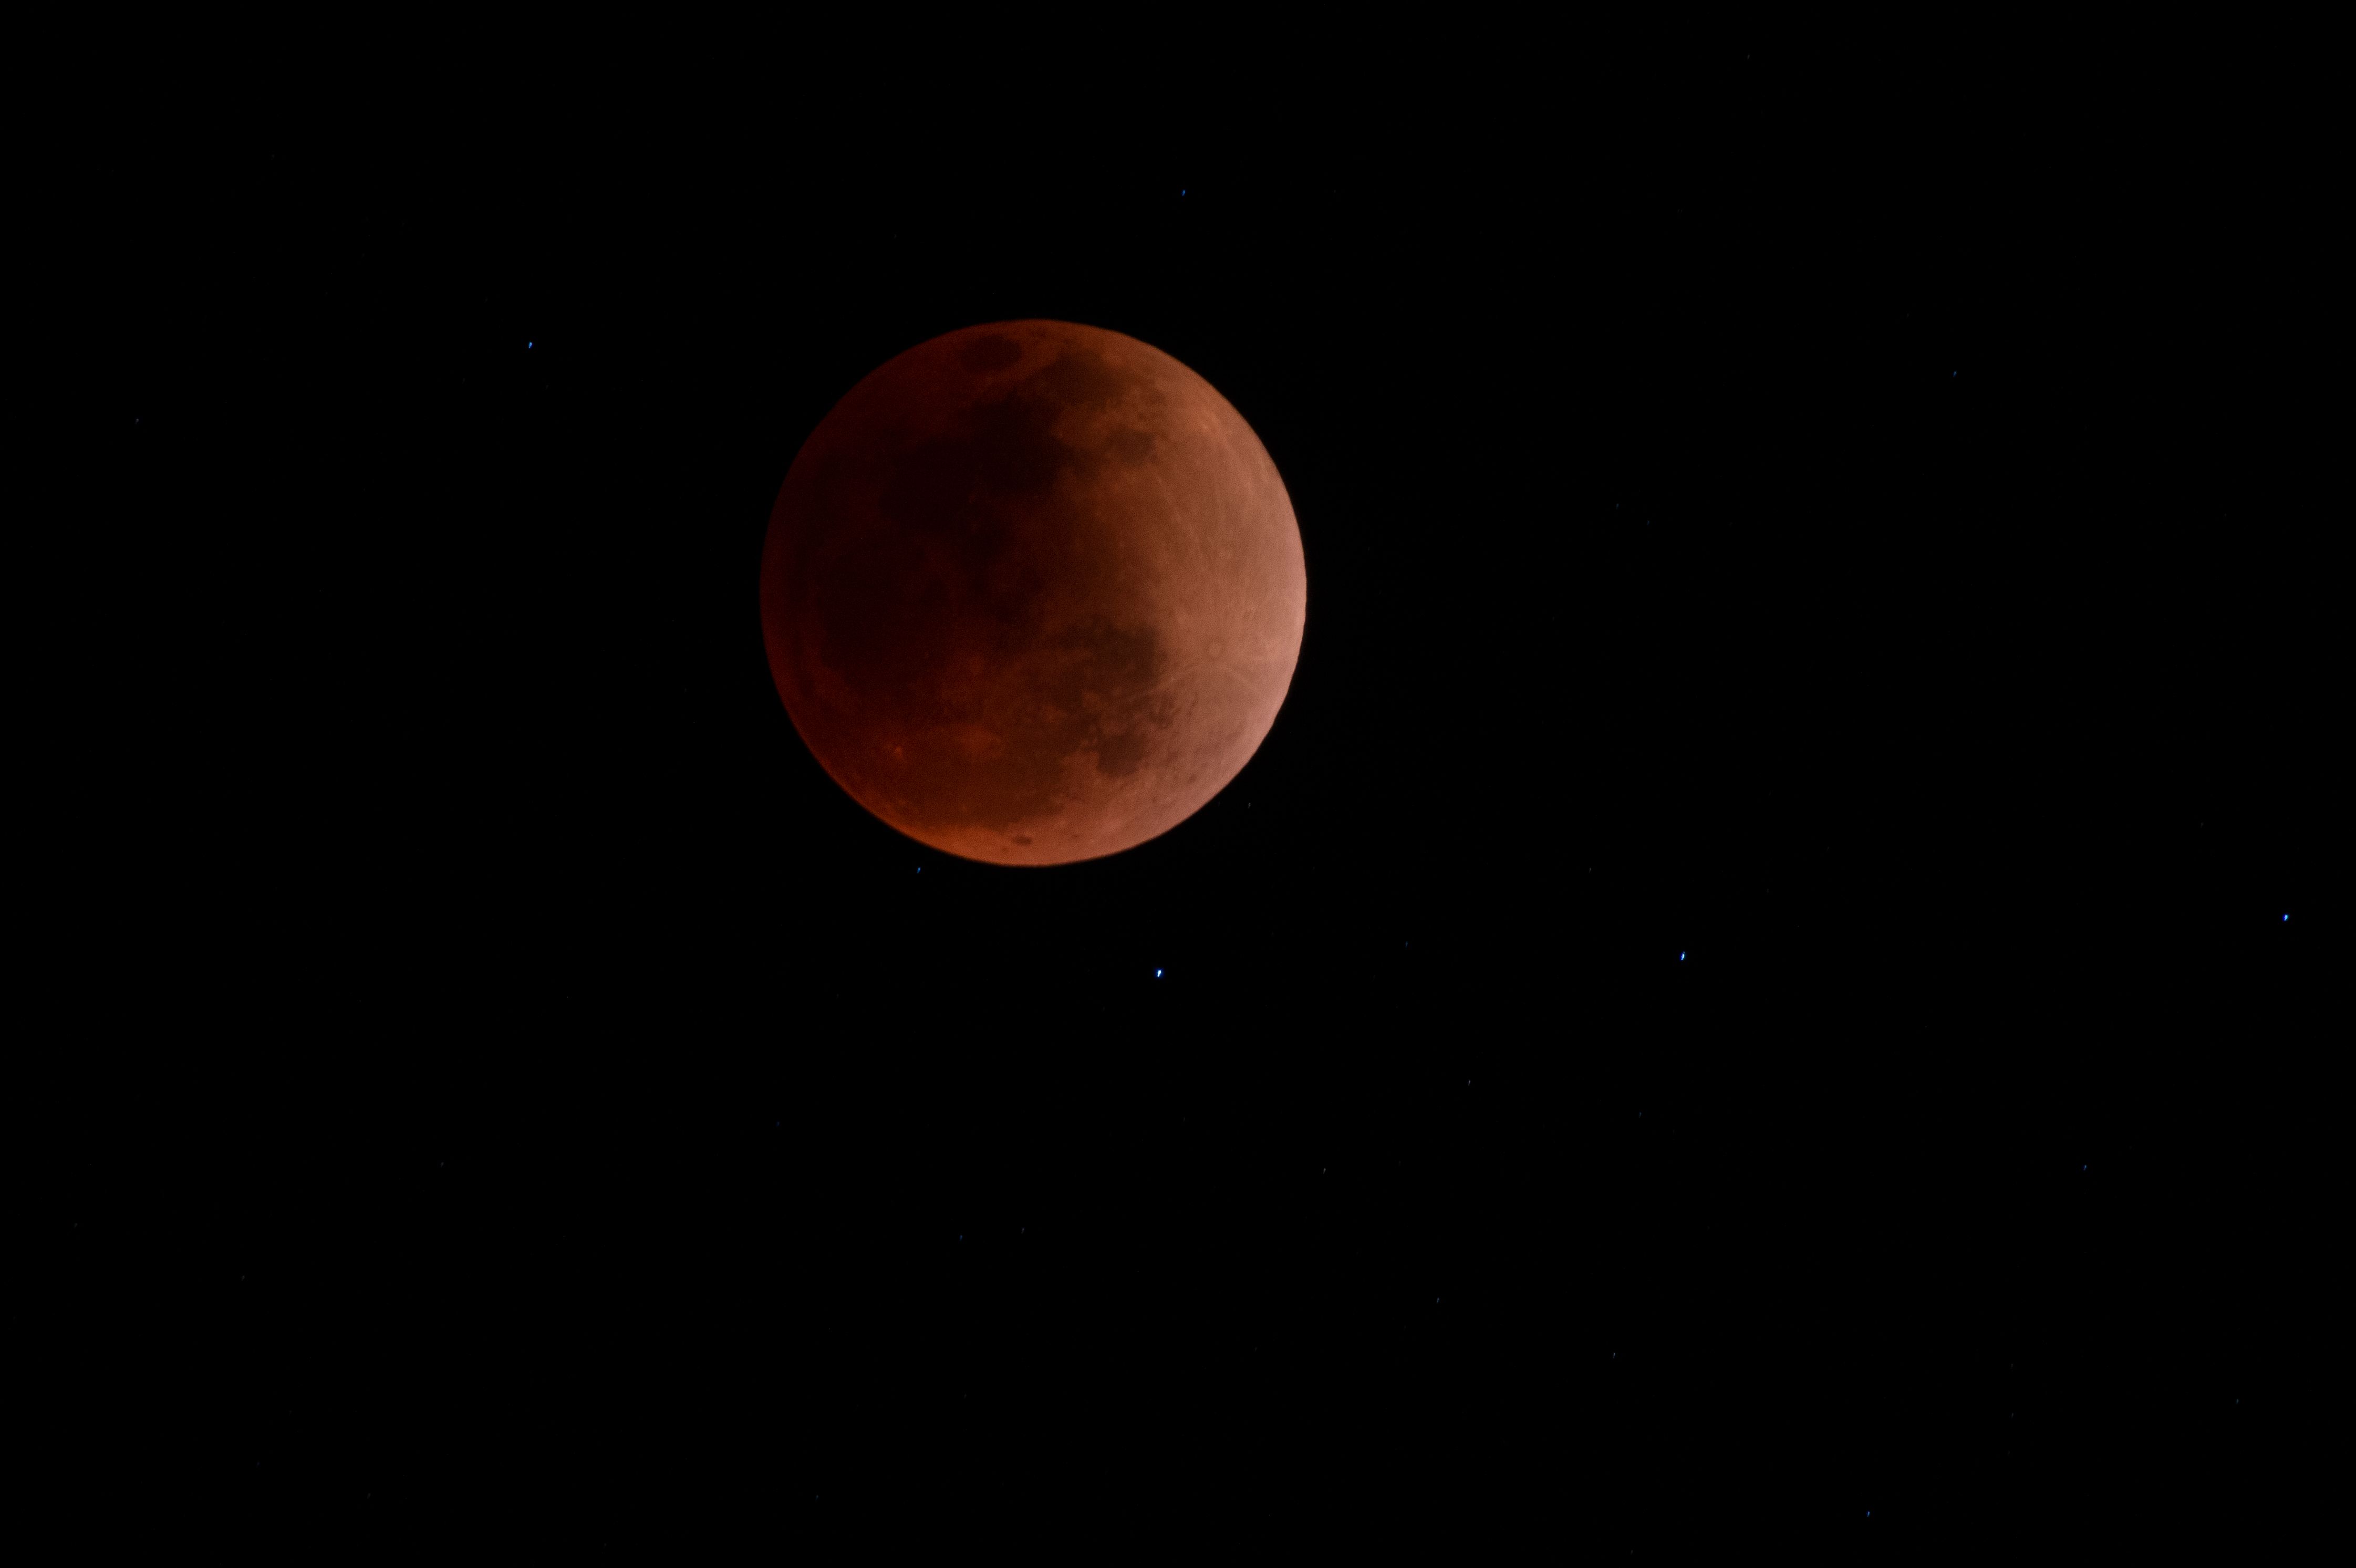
[760, 320, 1306, 865]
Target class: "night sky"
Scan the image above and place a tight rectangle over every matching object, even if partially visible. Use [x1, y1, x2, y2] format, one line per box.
[54, 61, 2330, 1553]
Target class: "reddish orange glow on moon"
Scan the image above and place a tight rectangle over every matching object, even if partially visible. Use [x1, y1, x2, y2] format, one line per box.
[760, 320, 1306, 865]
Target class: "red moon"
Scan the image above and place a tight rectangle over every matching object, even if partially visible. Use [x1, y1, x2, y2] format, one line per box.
[760, 320, 1306, 866]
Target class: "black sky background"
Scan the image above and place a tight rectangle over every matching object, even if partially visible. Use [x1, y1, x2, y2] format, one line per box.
[50, 57, 2334, 1552]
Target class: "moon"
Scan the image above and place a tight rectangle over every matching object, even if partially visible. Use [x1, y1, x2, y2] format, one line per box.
[760, 320, 1306, 866]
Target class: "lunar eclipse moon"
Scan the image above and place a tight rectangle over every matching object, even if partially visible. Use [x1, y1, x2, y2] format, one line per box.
[761, 320, 1306, 865]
